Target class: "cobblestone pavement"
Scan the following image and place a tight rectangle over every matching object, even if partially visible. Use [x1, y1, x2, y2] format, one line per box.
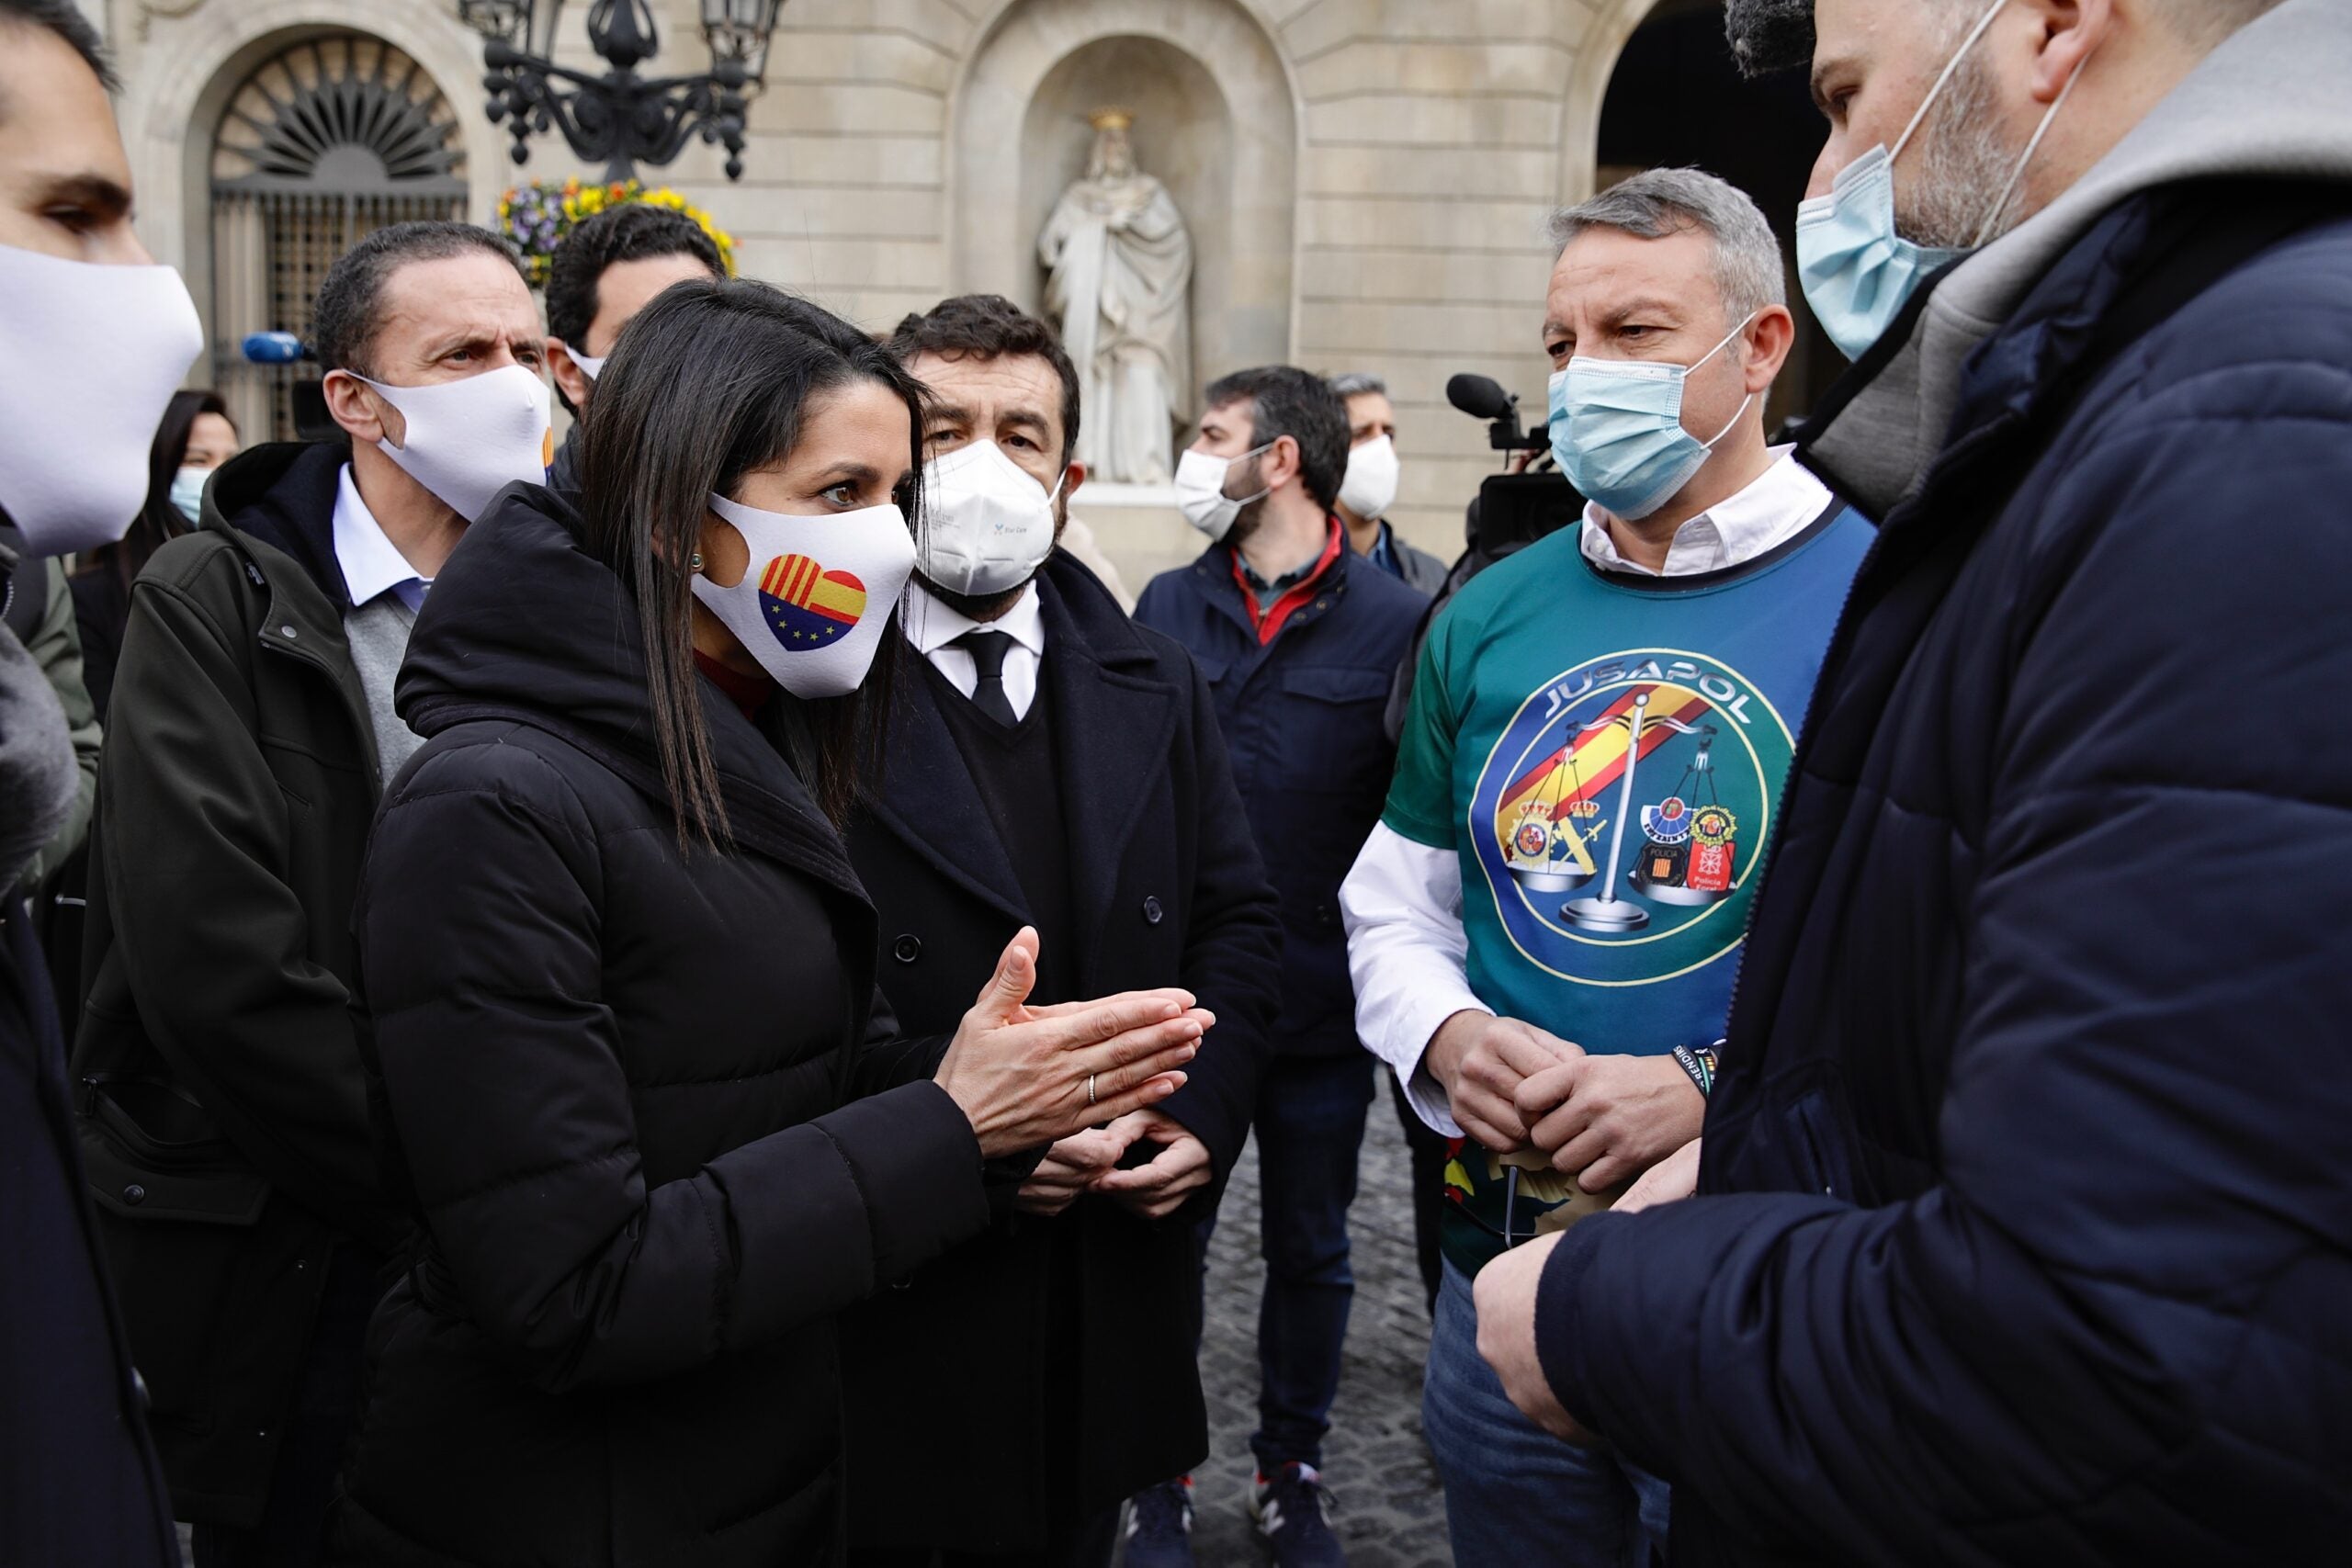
[1162, 1087, 1454, 1568]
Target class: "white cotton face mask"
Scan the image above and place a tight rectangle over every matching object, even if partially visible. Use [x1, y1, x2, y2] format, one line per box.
[1174, 442, 1272, 541]
[0, 243, 203, 555]
[1338, 434, 1401, 521]
[356, 365, 553, 522]
[694, 492, 916, 699]
[568, 350, 605, 381]
[918, 439, 1063, 597]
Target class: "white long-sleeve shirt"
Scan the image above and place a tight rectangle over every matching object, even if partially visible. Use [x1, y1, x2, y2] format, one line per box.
[1340, 824, 1485, 1138]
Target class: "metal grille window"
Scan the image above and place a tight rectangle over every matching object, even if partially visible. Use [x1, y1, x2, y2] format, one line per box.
[210, 35, 469, 440]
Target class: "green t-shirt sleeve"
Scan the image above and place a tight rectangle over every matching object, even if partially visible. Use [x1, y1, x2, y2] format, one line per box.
[1382, 608, 1462, 850]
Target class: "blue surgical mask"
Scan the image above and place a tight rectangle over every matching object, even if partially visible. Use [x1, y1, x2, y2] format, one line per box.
[1549, 314, 1756, 522]
[169, 465, 209, 523]
[1797, 0, 2090, 361]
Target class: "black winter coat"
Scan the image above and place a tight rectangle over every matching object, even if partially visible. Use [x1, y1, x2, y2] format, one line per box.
[74, 442, 406, 1526]
[1532, 188, 2352, 1562]
[1135, 541, 1424, 1055]
[329, 485, 994, 1568]
[840, 556, 1283, 1552]
[1, 791, 176, 1567]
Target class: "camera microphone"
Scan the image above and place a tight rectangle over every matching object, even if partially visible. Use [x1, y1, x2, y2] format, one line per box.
[1445, 374, 1516, 422]
[241, 332, 310, 364]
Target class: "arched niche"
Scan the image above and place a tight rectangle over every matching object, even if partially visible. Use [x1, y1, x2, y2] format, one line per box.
[121, 0, 498, 385]
[948, 0, 1299, 392]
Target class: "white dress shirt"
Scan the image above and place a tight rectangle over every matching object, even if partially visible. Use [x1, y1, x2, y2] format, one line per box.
[1342, 448, 1835, 1135]
[1577, 445, 1831, 577]
[902, 580, 1047, 721]
[334, 464, 429, 612]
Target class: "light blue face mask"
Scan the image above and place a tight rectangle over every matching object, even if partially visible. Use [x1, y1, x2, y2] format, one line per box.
[1549, 314, 1756, 522]
[1797, 0, 2090, 361]
[168, 465, 209, 523]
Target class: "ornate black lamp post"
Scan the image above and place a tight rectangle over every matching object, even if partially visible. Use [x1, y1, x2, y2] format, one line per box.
[456, 1, 783, 182]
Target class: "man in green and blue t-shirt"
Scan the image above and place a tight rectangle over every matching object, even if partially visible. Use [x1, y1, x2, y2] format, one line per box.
[1340, 168, 1868, 1566]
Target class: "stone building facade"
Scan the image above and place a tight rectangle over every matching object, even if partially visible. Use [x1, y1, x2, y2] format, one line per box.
[93, 0, 1812, 584]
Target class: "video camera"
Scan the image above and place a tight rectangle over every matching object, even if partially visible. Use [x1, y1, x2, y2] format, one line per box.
[1447, 373, 1580, 559]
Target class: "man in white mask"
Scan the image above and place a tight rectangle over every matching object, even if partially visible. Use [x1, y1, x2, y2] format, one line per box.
[1137, 367, 1430, 1568]
[74, 220, 547, 1563]
[0, 4, 193, 1562]
[837, 292, 1283, 1568]
[1327, 372, 1446, 596]
[1476, 4, 2352, 1564]
[541, 200, 723, 491]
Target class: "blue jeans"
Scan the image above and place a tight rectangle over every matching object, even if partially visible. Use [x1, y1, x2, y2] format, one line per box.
[1196, 1051, 1375, 1472]
[1422, 1258, 1671, 1567]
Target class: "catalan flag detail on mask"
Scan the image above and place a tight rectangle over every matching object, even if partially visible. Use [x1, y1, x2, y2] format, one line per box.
[758, 553, 869, 649]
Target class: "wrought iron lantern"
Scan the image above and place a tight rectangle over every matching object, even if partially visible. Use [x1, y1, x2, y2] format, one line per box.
[455, 0, 784, 182]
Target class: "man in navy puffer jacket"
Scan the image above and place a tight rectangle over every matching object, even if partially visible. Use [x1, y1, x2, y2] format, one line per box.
[1474, 2, 2352, 1563]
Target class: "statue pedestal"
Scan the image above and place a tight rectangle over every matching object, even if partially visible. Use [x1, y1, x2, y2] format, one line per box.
[1070, 481, 1202, 596]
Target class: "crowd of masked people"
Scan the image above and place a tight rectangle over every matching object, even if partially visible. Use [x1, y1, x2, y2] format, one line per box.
[5, 0, 2350, 1564]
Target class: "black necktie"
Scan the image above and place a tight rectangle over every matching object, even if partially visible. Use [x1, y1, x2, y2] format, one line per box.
[956, 629, 1017, 727]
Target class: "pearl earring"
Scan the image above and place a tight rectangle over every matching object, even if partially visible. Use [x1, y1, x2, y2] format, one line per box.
[690, 551, 705, 572]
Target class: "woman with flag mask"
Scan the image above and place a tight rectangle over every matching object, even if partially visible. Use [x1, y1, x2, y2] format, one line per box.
[329, 278, 1215, 1568]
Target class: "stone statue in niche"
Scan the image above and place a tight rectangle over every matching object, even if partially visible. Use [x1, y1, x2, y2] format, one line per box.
[1039, 110, 1193, 485]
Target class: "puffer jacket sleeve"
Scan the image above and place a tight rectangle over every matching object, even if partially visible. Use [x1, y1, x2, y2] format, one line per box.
[1530, 322, 2352, 1559]
[360, 737, 990, 1394]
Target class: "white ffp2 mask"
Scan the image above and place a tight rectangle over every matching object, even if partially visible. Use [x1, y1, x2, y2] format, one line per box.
[0, 243, 203, 555]
[356, 365, 553, 522]
[1338, 434, 1400, 522]
[917, 440, 1062, 597]
[1174, 443, 1272, 541]
[693, 492, 916, 699]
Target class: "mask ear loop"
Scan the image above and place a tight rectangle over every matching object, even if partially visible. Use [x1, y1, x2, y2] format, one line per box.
[1891, 0, 2010, 166]
[1969, 47, 2093, 248]
[1690, 310, 1761, 449]
[1225, 439, 1278, 509]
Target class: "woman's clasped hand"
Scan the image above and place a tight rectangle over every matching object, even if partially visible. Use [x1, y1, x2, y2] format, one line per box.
[933, 925, 1213, 1158]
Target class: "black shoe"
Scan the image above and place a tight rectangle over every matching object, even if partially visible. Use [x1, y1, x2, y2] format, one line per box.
[1251, 1462, 1346, 1567]
[1124, 1476, 1196, 1568]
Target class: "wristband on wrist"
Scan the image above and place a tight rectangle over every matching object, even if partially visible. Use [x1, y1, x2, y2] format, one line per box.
[1671, 1043, 1718, 1098]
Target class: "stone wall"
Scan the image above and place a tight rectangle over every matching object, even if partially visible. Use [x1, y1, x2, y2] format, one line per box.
[108, 0, 1678, 582]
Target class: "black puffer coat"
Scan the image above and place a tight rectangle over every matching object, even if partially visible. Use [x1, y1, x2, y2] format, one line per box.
[329, 484, 992, 1567]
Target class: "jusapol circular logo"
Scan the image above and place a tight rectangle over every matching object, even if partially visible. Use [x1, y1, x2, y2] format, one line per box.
[1466, 649, 1796, 987]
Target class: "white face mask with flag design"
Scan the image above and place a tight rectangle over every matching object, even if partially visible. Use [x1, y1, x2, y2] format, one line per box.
[692, 491, 916, 699]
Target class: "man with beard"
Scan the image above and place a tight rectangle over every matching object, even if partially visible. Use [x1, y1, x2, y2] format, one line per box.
[1476, 2, 2352, 1563]
[840, 293, 1282, 1568]
[1129, 367, 1426, 1568]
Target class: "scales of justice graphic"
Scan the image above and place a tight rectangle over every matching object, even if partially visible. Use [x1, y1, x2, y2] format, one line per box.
[1499, 687, 1741, 935]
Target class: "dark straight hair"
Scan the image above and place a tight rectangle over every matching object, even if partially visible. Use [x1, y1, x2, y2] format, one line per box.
[573, 277, 924, 843]
[79, 389, 233, 593]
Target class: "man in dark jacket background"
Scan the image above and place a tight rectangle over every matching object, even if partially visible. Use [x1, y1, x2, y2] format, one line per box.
[542, 200, 724, 491]
[1476, 2, 2352, 1563]
[74, 220, 550, 1562]
[0, 4, 196, 1562]
[1328, 373, 1447, 597]
[839, 294, 1282, 1568]
[1134, 367, 1424, 1568]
